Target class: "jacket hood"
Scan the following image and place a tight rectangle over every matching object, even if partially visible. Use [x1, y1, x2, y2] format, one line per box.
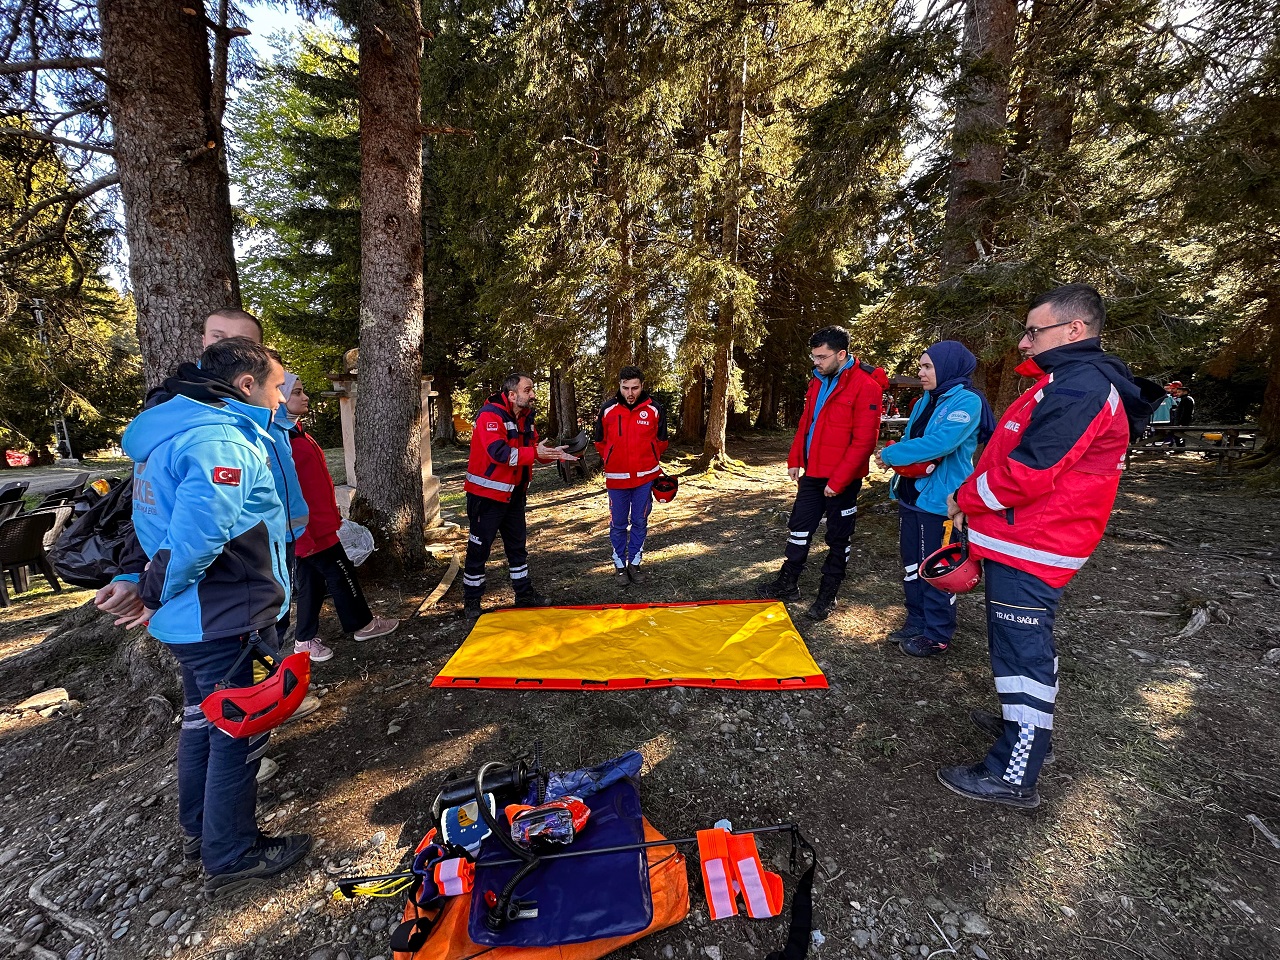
[1016, 339, 1164, 439]
[124, 386, 274, 464]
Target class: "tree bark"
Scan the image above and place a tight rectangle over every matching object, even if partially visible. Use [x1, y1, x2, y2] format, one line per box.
[1256, 289, 1280, 453]
[680, 363, 706, 442]
[98, 0, 239, 388]
[700, 26, 748, 464]
[352, 0, 426, 570]
[433, 370, 456, 442]
[938, 0, 1018, 273]
[600, 0, 636, 388]
[556, 372, 580, 440]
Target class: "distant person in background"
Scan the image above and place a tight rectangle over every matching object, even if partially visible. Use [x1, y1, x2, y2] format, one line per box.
[1170, 383, 1195, 447]
[284, 374, 399, 660]
[876, 341, 994, 658]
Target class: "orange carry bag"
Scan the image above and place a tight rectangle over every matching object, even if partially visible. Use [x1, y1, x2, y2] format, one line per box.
[391, 817, 690, 960]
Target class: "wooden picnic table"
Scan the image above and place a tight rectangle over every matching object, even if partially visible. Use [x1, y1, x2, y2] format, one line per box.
[1130, 423, 1258, 473]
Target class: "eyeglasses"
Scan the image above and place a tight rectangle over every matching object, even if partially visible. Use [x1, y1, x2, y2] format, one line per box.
[810, 352, 836, 364]
[1019, 319, 1076, 342]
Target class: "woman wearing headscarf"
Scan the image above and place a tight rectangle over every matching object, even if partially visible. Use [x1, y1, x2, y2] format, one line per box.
[877, 341, 995, 658]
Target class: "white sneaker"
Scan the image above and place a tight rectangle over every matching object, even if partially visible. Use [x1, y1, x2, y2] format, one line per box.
[284, 693, 321, 724]
[354, 616, 399, 642]
[255, 757, 279, 784]
[294, 639, 334, 662]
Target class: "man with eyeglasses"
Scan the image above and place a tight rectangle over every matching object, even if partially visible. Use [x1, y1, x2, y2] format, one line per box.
[941, 283, 1162, 809]
[757, 325, 888, 620]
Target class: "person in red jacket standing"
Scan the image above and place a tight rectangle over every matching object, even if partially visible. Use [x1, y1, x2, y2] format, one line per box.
[592, 366, 669, 586]
[283, 375, 399, 661]
[941, 284, 1161, 809]
[757, 326, 888, 621]
[462, 373, 577, 621]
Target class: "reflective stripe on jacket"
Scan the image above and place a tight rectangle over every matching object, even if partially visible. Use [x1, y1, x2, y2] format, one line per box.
[956, 342, 1134, 587]
[592, 392, 669, 490]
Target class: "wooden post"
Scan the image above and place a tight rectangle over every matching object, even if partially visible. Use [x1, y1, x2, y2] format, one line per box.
[421, 375, 441, 528]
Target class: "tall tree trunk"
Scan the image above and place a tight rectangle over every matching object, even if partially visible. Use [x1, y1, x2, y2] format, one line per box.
[1255, 289, 1280, 454]
[99, 0, 238, 388]
[433, 370, 456, 442]
[557, 373, 580, 440]
[939, 0, 1018, 273]
[353, 0, 426, 570]
[680, 363, 706, 442]
[700, 26, 747, 465]
[755, 374, 774, 430]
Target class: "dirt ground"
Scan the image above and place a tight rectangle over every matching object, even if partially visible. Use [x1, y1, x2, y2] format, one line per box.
[1, 436, 1278, 960]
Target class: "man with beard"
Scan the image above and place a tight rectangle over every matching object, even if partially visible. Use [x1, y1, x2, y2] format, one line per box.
[461, 373, 578, 620]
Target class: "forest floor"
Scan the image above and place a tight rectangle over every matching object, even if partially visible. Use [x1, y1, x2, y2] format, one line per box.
[1, 435, 1278, 960]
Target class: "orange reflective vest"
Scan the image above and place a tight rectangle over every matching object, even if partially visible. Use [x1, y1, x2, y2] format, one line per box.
[696, 828, 784, 920]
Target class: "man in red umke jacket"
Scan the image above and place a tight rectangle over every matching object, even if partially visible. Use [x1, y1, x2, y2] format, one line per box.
[462, 373, 578, 621]
[940, 284, 1161, 809]
[757, 325, 888, 621]
[592, 365, 669, 586]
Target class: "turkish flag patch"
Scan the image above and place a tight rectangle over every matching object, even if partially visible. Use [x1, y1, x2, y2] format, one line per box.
[212, 466, 242, 486]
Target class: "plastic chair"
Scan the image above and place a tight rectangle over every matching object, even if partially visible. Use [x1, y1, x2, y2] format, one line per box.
[0, 480, 29, 505]
[37, 472, 90, 505]
[0, 511, 60, 606]
[0, 500, 22, 525]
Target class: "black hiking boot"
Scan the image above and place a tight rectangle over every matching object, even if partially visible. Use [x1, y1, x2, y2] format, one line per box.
[513, 588, 554, 608]
[804, 576, 841, 621]
[756, 566, 801, 602]
[202, 833, 313, 901]
[937, 763, 1040, 810]
[626, 564, 647, 585]
[970, 709, 1055, 765]
[462, 598, 483, 622]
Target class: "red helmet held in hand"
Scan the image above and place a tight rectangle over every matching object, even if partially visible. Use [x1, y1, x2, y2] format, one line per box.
[651, 472, 678, 503]
[921, 528, 982, 593]
[883, 440, 939, 479]
[201, 650, 312, 738]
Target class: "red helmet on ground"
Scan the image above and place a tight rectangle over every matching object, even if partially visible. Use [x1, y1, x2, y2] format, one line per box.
[201, 650, 312, 738]
[651, 473, 678, 503]
[921, 530, 982, 593]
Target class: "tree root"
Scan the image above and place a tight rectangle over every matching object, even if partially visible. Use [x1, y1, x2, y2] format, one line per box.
[0, 924, 60, 960]
[29, 863, 107, 957]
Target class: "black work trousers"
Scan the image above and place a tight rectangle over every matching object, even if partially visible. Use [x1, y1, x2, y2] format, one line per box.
[463, 489, 533, 600]
[781, 476, 862, 582]
[294, 542, 372, 643]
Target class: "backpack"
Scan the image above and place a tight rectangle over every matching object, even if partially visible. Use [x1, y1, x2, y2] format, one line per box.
[49, 477, 146, 588]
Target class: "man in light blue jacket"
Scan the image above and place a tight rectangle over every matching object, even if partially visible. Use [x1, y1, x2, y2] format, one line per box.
[877, 341, 994, 657]
[122, 337, 311, 900]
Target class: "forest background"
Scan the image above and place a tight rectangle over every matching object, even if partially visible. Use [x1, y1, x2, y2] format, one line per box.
[2, 0, 1279, 564]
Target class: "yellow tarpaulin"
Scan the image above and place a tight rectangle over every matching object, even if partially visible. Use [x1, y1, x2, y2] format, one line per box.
[432, 600, 827, 690]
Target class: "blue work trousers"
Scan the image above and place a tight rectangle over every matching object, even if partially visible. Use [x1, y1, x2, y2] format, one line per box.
[898, 504, 958, 645]
[170, 627, 275, 873]
[608, 482, 654, 568]
[981, 561, 1063, 791]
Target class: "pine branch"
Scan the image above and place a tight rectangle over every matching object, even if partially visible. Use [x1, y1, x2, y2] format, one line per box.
[0, 172, 120, 257]
[0, 127, 114, 155]
[0, 56, 104, 76]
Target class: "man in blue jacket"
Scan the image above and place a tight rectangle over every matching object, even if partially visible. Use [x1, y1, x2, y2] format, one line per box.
[123, 336, 311, 900]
